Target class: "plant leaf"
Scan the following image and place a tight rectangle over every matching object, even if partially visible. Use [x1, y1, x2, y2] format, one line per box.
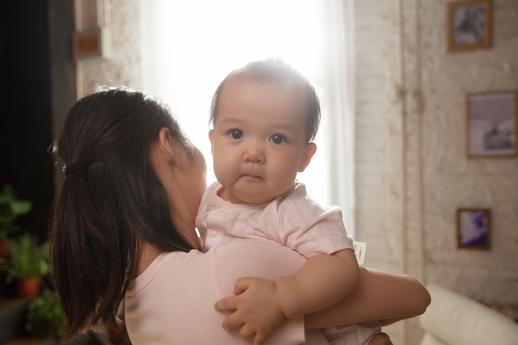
[11, 201, 32, 215]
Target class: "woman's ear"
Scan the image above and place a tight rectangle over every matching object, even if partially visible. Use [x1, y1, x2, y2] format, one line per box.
[298, 143, 317, 172]
[158, 128, 176, 161]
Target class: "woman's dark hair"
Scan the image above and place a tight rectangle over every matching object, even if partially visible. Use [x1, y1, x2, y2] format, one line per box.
[50, 88, 193, 336]
[210, 58, 321, 143]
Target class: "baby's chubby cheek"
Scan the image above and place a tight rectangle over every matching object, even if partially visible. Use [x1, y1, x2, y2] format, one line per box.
[213, 162, 235, 187]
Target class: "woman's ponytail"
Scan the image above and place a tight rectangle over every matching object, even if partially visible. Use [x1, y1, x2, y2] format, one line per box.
[52, 162, 135, 335]
[50, 89, 192, 337]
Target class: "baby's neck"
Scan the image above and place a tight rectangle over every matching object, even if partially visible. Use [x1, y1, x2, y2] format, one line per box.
[217, 183, 294, 206]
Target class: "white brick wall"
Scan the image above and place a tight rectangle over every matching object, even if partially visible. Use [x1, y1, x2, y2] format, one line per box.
[355, 0, 518, 344]
[75, 0, 142, 98]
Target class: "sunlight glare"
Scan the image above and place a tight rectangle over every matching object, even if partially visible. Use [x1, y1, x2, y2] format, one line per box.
[144, 0, 329, 205]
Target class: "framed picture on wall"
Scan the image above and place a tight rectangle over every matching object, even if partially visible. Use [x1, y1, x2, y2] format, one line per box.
[466, 91, 517, 157]
[447, 0, 492, 52]
[457, 208, 491, 249]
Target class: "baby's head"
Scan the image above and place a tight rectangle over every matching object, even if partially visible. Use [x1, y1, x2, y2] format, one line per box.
[209, 59, 320, 205]
[210, 59, 320, 143]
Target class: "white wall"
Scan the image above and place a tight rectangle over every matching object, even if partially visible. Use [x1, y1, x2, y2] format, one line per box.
[354, 0, 518, 344]
[74, 0, 142, 98]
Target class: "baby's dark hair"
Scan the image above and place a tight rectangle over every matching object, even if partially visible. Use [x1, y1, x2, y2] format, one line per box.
[209, 59, 321, 143]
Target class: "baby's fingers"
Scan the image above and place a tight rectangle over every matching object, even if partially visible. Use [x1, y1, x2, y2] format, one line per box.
[239, 324, 255, 341]
[253, 332, 266, 345]
[234, 276, 252, 295]
[222, 311, 245, 331]
[214, 295, 238, 312]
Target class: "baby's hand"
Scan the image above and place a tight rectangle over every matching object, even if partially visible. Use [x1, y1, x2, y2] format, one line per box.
[214, 277, 286, 345]
[368, 332, 393, 345]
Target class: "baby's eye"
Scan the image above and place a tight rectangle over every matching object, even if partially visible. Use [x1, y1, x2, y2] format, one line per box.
[228, 128, 243, 140]
[270, 134, 287, 144]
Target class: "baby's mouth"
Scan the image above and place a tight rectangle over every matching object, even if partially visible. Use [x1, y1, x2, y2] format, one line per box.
[240, 174, 263, 181]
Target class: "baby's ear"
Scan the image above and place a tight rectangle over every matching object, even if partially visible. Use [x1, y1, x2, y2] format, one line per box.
[298, 143, 317, 172]
[208, 129, 215, 155]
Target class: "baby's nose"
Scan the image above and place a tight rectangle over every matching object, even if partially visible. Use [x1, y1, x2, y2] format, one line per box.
[244, 145, 265, 164]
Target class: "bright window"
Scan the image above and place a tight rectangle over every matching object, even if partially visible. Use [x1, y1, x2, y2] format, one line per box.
[140, 0, 355, 232]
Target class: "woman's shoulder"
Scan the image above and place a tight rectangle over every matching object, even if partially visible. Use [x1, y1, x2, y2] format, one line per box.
[208, 240, 306, 293]
[125, 242, 325, 345]
[131, 241, 305, 293]
[128, 249, 208, 295]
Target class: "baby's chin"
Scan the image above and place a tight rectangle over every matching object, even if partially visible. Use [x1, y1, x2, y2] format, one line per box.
[239, 194, 276, 205]
[222, 186, 277, 205]
[232, 193, 275, 205]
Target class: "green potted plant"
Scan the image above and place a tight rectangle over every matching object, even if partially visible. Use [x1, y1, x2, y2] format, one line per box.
[26, 289, 66, 341]
[0, 184, 32, 258]
[2, 234, 49, 298]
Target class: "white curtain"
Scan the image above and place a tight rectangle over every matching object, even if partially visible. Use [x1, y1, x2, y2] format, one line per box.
[139, 0, 356, 234]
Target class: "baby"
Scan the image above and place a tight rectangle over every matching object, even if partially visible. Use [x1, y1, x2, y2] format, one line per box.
[196, 59, 379, 344]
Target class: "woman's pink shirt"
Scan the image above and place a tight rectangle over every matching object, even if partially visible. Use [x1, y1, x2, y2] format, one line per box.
[124, 239, 328, 344]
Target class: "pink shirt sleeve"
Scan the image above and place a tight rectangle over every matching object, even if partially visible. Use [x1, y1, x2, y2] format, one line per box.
[195, 181, 214, 241]
[274, 184, 353, 257]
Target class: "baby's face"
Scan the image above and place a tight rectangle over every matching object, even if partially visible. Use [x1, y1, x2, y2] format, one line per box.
[210, 76, 316, 205]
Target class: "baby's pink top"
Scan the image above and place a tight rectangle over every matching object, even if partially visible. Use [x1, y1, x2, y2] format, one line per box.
[125, 239, 329, 344]
[196, 182, 353, 256]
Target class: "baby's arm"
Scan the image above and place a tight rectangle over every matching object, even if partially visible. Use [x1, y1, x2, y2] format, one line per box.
[215, 265, 429, 343]
[214, 185, 359, 342]
[275, 249, 359, 319]
[215, 249, 359, 343]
